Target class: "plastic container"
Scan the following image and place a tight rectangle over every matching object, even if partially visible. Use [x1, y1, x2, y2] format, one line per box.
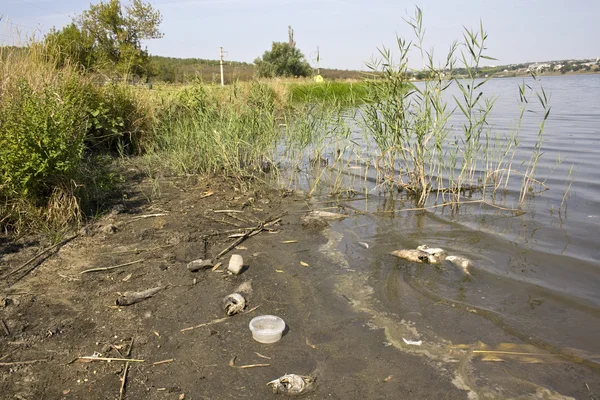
[249, 315, 286, 343]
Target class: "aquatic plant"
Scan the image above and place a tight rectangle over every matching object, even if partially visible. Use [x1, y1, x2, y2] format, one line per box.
[361, 7, 549, 208]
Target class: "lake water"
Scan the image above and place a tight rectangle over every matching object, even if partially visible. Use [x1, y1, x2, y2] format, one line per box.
[287, 74, 600, 397]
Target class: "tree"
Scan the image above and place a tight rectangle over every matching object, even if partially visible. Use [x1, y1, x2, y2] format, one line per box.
[254, 42, 312, 78]
[45, 0, 163, 77]
[44, 23, 96, 70]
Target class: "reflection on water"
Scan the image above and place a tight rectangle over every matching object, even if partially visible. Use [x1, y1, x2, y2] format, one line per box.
[293, 74, 600, 396]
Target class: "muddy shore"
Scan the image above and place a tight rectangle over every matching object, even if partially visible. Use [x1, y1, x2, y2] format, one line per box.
[1, 175, 598, 399]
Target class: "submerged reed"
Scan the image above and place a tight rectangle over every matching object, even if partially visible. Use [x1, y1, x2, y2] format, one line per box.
[361, 7, 549, 208]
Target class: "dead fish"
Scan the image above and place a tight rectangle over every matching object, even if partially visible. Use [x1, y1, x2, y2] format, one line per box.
[416, 245, 446, 264]
[267, 374, 315, 396]
[391, 249, 431, 263]
[445, 255, 472, 275]
[222, 293, 246, 316]
[417, 244, 446, 257]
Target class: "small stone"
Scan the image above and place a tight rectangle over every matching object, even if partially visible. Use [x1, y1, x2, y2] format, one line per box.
[227, 254, 244, 275]
[187, 259, 214, 272]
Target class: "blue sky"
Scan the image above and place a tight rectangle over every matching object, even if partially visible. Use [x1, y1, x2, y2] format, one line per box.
[2, 0, 598, 70]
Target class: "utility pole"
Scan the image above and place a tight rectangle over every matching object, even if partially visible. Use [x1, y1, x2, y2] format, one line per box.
[219, 47, 225, 86]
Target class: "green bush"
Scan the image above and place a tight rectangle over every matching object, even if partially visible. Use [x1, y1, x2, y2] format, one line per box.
[85, 83, 153, 154]
[0, 76, 88, 200]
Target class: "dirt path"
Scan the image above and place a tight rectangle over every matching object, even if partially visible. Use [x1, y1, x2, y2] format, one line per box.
[0, 176, 468, 399]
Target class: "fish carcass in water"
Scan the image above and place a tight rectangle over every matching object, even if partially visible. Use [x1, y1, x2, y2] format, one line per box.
[391, 249, 431, 263]
[445, 255, 472, 275]
[267, 374, 315, 396]
[416, 244, 446, 264]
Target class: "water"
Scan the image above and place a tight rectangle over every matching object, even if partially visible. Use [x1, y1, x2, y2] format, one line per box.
[287, 74, 600, 397]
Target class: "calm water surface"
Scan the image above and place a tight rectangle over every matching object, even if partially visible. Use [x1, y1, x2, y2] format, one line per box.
[295, 74, 600, 396]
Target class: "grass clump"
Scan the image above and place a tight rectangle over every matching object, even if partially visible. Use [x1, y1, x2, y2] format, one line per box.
[0, 45, 148, 234]
[288, 81, 367, 105]
[142, 81, 281, 177]
[362, 7, 549, 208]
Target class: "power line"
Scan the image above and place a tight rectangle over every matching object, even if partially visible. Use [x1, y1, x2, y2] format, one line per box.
[12, 0, 61, 15]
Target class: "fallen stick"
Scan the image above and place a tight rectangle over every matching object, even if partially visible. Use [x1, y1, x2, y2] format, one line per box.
[215, 215, 283, 260]
[204, 216, 242, 228]
[127, 213, 168, 222]
[0, 235, 77, 280]
[0, 359, 47, 366]
[75, 356, 144, 363]
[80, 259, 144, 274]
[0, 350, 17, 362]
[228, 355, 270, 369]
[116, 286, 164, 306]
[180, 305, 260, 333]
[152, 359, 174, 366]
[239, 363, 270, 369]
[1, 319, 9, 336]
[214, 210, 244, 214]
[180, 317, 228, 333]
[254, 352, 271, 360]
[119, 362, 129, 400]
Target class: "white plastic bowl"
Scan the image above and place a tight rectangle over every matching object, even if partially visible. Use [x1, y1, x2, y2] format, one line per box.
[249, 315, 286, 343]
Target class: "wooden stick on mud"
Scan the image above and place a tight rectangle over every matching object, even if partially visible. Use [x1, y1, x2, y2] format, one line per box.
[180, 317, 228, 333]
[80, 259, 144, 274]
[0, 235, 77, 280]
[0, 359, 47, 366]
[75, 356, 144, 363]
[126, 213, 168, 223]
[119, 362, 129, 400]
[180, 305, 260, 333]
[228, 356, 270, 369]
[152, 359, 174, 366]
[215, 215, 284, 259]
[116, 286, 165, 307]
[239, 363, 271, 369]
[1, 319, 10, 336]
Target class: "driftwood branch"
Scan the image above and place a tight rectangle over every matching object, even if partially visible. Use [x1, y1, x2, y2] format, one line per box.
[80, 260, 144, 274]
[116, 286, 164, 306]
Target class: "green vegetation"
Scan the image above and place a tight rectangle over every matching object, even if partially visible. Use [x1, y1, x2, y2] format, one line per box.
[287, 81, 368, 105]
[44, 0, 163, 78]
[144, 81, 281, 176]
[0, 5, 555, 237]
[362, 7, 549, 207]
[255, 42, 312, 78]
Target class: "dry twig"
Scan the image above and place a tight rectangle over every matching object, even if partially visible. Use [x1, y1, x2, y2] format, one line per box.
[0, 235, 77, 281]
[119, 362, 129, 400]
[80, 260, 143, 274]
[75, 356, 144, 363]
[0, 359, 47, 366]
[152, 359, 174, 366]
[180, 305, 260, 333]
[215, 215, 283, 259]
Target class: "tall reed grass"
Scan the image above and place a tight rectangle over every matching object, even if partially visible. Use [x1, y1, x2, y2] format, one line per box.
[361, 8, 549, 208]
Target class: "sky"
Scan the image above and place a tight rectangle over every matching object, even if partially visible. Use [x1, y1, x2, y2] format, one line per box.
[2, 0, 599, 70]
